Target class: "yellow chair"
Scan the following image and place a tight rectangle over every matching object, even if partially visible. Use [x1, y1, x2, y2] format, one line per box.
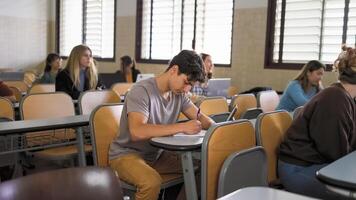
[90, 103, 183, 196]
[0, 97, 14, 120]
[201, 120, 256, 200]
[9, 86, 22, 102]
[111, 83, 133, 96]
[197, 96, 229, 116]
[21, 92, 91, 161]
[78, 90, 120, 115]
[227, 86, 239, 98]
[255, 110, 292, 183]
[28, 84, 55, 94]
[4, 81, 28, 93]
[257, 90, 280, 112]
[230, 94, 257, 119]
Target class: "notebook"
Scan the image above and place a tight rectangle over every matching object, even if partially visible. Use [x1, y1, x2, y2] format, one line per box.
[206, 78, 231, 97]
[136, 73, 155, 82]
[174, 130, 207, 137]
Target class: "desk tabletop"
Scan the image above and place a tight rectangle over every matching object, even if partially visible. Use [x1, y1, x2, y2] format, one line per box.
[317, 151, 356, 191]
[150, 136, 203, 151]
[218, 187, 316, 200]
[0, 115, 90, 136]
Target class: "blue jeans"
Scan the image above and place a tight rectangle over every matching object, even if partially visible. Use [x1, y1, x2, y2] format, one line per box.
[278, 160, 352, 200]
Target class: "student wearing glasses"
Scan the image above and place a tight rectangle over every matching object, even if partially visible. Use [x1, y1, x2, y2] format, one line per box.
[109, 50, 215, 200]
[55, 44, 104, 99]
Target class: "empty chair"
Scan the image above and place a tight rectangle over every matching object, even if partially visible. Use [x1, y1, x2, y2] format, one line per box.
[0, 97, 14, 120]
[293, 106, 303, 119]
[240, 108, 263, 120]
[111, 83, 133, 96]
[78, 90, 120, 115]
[229, 94, 257, 119]
[257, 90, 280, 112]
[0, 167, 123, 200]
[90, 103, 183, 196]
[28, 84, 55, 94]
[227, 86, 238, 98]
[201, 119, 256, 200]
[217, 146, 268, 198]
[197, 96, 229, 116]
[255, 110, 292, 183]
[209, 104, 238, 123]
[21, 92, 91, 162]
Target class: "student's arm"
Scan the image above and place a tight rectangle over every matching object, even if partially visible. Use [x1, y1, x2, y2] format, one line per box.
[182, 104, 215, 130]
[128, 112, 203, 141]
[287, 81, 310, 107]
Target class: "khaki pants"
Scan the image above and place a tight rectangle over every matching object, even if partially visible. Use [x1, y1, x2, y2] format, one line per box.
[110, 151, 182, 200]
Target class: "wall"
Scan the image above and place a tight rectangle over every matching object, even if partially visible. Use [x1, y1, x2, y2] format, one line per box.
[0, 0, 55, 71]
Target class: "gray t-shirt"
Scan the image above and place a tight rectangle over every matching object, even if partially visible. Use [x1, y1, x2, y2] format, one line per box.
[109, 77, 193, 161]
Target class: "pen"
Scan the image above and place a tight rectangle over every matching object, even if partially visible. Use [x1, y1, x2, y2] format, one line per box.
[197, 108, 200, 120]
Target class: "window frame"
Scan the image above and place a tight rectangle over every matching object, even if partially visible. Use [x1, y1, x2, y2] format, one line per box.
[135, 0, 235, 68]
[55, 0, 117, 62]
[264, 0, 350, 71]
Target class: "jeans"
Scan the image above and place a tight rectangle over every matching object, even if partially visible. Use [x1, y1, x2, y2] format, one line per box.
[278, 160, 352, 200]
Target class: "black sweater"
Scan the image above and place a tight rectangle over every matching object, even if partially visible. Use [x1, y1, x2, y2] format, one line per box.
[279, 83, 356, 166]
[55, 69, 105, 99]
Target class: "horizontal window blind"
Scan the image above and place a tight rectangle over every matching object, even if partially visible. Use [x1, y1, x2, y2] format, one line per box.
[139, 0, 234, 65]
[58, 0, 115, 59]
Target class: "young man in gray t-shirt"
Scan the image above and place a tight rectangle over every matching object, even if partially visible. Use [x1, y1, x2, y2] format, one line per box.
[109, 50, 214, 200]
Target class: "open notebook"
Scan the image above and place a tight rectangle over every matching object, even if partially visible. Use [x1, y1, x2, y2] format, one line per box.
[174, 130, 207, 137]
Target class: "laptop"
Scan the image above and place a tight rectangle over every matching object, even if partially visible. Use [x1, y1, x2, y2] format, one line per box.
[99, 73, 125, 88]
[0, 72, 24, 81]
[206, 78, 231, 97]
[136, 73, 155, 82]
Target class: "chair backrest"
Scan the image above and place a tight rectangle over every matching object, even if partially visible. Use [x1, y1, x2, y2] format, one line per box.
[293, 106, 303, 119]
[9, 86, 22, 102]
[21, 92, 75, 120]
[4, 81, 29, 93]
[209, 105, 238, 123]
[28, 84, 55, 94]
[197, 96, 229, 116]
[227, 86, 238, 98]
[217, 146, 268, 198]
[230, 94, 257, 119]
[90, 103, 124, 166]
[79, 90, 121, 115]
[201, 120, 256, 200]
[111, 83, 133, 96]
[0, 97, 14, 120]
[257, 90, 280, 112]
[0, 167, 123, 200]
[255, 110, 292, 183]
[240, 108, 263, 120]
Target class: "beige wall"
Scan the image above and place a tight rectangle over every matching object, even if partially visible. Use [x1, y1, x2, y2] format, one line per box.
[0, 0, 55, 72]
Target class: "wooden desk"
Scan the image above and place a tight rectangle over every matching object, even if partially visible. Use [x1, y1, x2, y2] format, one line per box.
[218, 187, 316, 200]
[0, 115, 90, 166]
[317, 151, 356, 197]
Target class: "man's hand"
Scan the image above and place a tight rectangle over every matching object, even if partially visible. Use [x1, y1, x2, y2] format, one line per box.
[181, 120, 202, 135]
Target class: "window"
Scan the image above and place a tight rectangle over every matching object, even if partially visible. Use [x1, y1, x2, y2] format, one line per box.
[266, 0, 354, 69]
[136, 0, 234, 65]
[57, 0, 116, 60]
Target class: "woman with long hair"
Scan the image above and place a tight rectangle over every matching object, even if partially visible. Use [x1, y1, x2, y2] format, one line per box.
[276, 60, 325, 112]
[190, 53, 214, 96]
[55, 44, 104, 99]
[39, 53, 62, 84]
[116, 55, 141, 83]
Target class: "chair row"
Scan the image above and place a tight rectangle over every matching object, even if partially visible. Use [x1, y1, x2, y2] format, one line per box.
[89, 103, 293, 200]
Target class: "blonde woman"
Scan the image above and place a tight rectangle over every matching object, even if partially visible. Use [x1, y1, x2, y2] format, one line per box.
[56, 45, 104, 99]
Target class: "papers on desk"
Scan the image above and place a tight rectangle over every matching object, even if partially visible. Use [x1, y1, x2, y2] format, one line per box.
[174, 130, 207, 137]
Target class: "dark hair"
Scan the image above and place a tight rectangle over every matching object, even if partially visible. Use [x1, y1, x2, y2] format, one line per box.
[44, 53, 60, 72]
[294, 60, 325, 92]
[120, 55, 136, 74]
[166, 50, 206, 83]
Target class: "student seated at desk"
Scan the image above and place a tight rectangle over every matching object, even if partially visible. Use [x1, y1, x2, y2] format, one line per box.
[191, 53, 214, 96]
[276, 60, 325, 112]
[278, 46, 356, 199]
[116, 55, 141, 83]
[55, 44, 104, 99]
[109, 50, 215, 200]
[0, 81, 15, 102]
[39, 53, 62, 84]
